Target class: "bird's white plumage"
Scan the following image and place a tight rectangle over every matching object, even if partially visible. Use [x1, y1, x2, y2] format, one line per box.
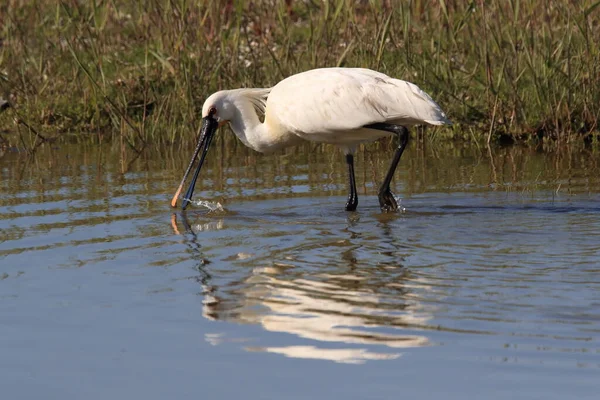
[266, 68, 450, 140]
[178, 68, 452, 211]
[202, 67, 451, 153]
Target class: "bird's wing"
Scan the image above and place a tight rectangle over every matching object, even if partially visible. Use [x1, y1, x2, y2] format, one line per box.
[265, 68, 450, 137]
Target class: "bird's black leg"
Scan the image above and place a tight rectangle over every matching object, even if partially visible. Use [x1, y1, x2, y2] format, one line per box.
[364, 123, 409, 212]
[345, 153, 358, 211]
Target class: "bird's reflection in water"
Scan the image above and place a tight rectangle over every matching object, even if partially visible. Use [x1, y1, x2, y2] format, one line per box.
[172, 211, 432, 364]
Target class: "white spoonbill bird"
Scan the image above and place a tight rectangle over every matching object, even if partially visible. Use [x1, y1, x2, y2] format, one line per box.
[171, 67, 451, 212]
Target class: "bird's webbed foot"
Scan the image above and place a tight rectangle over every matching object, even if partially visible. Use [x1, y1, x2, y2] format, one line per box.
[378, 189, 398, 212]
[345, 195, 358, 212]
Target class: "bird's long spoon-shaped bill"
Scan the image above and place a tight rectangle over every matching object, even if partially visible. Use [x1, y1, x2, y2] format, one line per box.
[170, 116, 218, 210]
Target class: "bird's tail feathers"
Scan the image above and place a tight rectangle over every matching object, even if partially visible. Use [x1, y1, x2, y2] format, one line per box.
[385, 79, 452, 126]
[405, 81, 452, 126]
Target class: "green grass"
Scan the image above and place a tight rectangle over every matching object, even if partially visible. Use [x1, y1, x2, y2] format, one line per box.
[1, 0, 599, 151]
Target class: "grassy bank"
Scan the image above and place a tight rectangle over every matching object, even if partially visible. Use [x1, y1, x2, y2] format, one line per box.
[1, 0, 599, 151]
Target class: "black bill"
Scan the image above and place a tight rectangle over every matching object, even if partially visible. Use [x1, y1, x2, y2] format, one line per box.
[170, 115, 218, 210]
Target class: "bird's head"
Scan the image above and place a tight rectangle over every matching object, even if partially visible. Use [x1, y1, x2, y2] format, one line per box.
[170, 91, 232, 210]
[172, 89, 265, 210]
[201, 91, 235, 127]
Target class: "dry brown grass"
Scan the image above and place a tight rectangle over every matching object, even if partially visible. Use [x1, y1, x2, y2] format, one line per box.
[1, 0, 599, 150]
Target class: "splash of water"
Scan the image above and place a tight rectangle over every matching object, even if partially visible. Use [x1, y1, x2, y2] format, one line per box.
[181, 198, 224, 212]
[394, 196, 407, 213]
[195, 200, 224, 212]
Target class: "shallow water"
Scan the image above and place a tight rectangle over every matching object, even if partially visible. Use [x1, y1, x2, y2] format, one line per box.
[1, 141, 599, 399]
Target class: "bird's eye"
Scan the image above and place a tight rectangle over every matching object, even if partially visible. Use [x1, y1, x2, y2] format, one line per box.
[208, 106, 217, 116]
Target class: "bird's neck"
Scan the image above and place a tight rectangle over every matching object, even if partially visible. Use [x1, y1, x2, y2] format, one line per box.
[229, 96, 296, 154]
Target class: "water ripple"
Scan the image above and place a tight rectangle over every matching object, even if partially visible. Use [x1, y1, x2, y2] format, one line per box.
[2, 144, 600, 376]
